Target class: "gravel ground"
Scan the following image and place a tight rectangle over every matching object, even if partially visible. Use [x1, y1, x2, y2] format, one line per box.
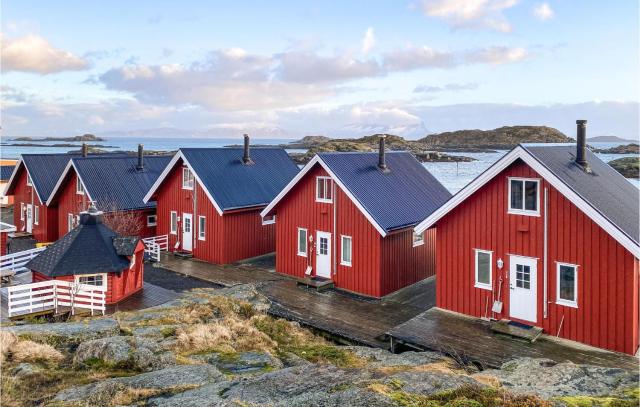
[144, 264, 223, 292]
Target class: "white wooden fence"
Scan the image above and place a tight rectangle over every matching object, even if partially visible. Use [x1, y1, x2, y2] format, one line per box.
[0, 247, 46, 279]
[142, 234, 168, 262]
[7, 280, 106, 317]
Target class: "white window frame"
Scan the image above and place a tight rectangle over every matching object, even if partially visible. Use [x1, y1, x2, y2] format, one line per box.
[412, 231, 424, 247]
[474, 249, 493, 290]
[34, 205, 39, 225]
[147, 214, 157, 227]
[262, 214, 276, 225]
[75, 273, 107, 289]
[198, 215, 206, 241]
[170, 211, 178, 234]
[68, 213, 74, 231]
[297, 228, 308, 257]
[556, 262, 578, 308]
[182, 167, 194, 190]
[315, 176, 333, 203]
[76, 177, 85, 195]
[507, 177, 540, 216]
[20, 203, 25, 221]
[130, 253, 137, 269]
[340, 235, 352, 267]
[26, 174, 32, 186]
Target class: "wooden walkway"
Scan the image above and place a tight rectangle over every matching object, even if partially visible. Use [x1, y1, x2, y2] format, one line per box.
[387, 308, 639, 371]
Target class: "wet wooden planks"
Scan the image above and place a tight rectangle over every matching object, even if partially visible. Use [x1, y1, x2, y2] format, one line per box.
[388, 308, 639, 371]
[106, 283, 179, 314]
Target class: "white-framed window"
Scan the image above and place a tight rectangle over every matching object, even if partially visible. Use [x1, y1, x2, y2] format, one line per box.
[198, 216, 206, 241]
[170, 211, 178, 234]
[508, 177, 540, 216]
[68, 213, 74, 232]
[182, 167, 194, 190]
[315, 176, 333, 203]
[26, 174, 32, 186]
[556, 262, 578, 308]
[20, 202, 25, 221]
[130, 253, 137, 269]
[262, 214, 276, 225]
[474, 249, 492, 290]
[340, 235, 352, 266]
[297, 228, 308, 257]
[412, 231, 424, 247]
[76, 177, 85, 195]
[34, 206, 39, 225]
[76, 273, 106, 288]
[147, 214, 157, 227]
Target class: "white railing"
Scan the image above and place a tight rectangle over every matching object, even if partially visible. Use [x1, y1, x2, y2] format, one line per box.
[0, 247, 46, 278]
[7, 280, 106, 317]
[142, 234, 168, 262]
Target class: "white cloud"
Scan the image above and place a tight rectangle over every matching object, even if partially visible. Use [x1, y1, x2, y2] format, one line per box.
[414, 82, 479, 93]
[361, 27, 375, 54]
[382, 46, 457, 71]
[418, 0, 518, 32]
[465, 46, 527, 64]
[1, 34, 89, 74]
[532, 3, 554, 21]
[278, 51, 381, 83]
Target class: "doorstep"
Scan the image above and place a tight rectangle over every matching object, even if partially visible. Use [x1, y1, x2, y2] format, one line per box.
[490, 319, 543, 342]
[297, 276, 335, 293]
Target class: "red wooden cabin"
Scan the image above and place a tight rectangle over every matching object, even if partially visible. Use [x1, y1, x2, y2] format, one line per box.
[143, 137, 299, 264]
[47, 150, 170, 239]
[26, 206, 144, 304]
[0, 222, 16, 256]
[262, 138, 451, 298]
[414, 121, 640, 355]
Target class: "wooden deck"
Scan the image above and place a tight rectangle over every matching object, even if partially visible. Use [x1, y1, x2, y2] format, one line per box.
[387, 308, 639, 371]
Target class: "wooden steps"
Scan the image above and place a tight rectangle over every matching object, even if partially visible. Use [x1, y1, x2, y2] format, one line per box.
[297, 277, 334, 293]
[173, 251, 193, 259]
[490, 319, 543, 342]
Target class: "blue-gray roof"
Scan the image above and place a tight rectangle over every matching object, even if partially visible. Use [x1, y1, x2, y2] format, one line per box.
[180, 148, 299, 210]
[319, 152, 452, 232]
[0, 165, 15, 181]
[72, 155, 172, 211]
[18, 154, 79, 202]
[522, 144, 639, 244]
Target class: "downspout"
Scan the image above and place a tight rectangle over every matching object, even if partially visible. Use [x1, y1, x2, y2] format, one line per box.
[332, 180, 337, 278]
[543, 187, 548, 319]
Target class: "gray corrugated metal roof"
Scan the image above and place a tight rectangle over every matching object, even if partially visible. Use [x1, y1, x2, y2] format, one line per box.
[319, 152, 452, 232]
[522, 144, 639, 244]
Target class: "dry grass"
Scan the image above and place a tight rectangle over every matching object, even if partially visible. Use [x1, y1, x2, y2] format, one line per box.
[111, 385, 200, 406]
[1, 331, 19, 362]
[0, 331, 63, 364]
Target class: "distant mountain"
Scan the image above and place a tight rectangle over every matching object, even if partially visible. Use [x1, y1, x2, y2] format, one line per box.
[420, 126, 571, 150]
[588, 135, 638, 143]
[101, 126, 292, 139]
[12, 134, 104, 142]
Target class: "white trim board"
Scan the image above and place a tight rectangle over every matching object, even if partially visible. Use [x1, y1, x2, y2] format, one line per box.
[143, 150, 224, 216]
[260, 155, 388, 237]
[47, 160, 94, 206]
[414, 146, 640, 259]
[4, 159, 44, 205]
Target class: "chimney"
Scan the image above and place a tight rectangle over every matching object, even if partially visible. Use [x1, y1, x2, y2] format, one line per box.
[575, 120, 588, 168]
[79, 203, 104, 225]
[81, 143, 88, 157]
[137, 144, 144, 170]
[378, 135, 390, 172]
[242, 134, 253, 165]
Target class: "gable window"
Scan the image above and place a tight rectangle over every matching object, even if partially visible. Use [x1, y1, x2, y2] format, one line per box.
[20, 203, 25, 221]
[297, 228, 308, 257]
[34, 206, 39, 225]
[198, 216, 206, 241]
[130, 254, 137, 269]
[556, 263, 578, 307]
[262, 214, 276, 225]
[147, 214, 157, 227]
[26, 174, 33, 186]
[341, 235, 352, 266]
[182, 167, 194, 190]
[508, 178, 539, 215]
[76, 274, 105, 288]
[76, 177, 85, 195]
[412, 231, 424, 247]
[170, 211, 178, 234]
[316, 176, 333, 203]
[474, 249, 492, 290]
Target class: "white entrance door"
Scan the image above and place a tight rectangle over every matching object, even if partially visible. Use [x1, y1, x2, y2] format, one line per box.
[182, 213, 193, 251]
[315, 231, 332, 278]
[509, 255, 537, 323]
[26, 204, 33, 233]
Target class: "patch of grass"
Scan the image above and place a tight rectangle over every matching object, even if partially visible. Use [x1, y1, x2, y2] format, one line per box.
[555, 395, 638, 407]
[1, 331, 63, 365]
[110, 384, 200, 406]
[160, 326, 177, 338]
[22, 315, 49, 325]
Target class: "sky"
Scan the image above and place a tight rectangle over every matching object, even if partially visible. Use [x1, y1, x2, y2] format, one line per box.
[2, 0, 639, 139]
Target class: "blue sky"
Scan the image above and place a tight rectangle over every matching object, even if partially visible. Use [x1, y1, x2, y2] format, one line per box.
[2, 1, 638, 139]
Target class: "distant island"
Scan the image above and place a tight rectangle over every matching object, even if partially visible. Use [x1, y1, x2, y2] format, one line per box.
[592, 144, 639, 154]
[609, 157, 639, 178]
[420, 126, 571, 150]
[588, 135, 638, 143]
[2, 143, 117, 148]
[11, 133, 105, 142]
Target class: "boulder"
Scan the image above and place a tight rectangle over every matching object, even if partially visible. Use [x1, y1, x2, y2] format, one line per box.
[214, 284, 271, 312]
[345, 346, 445, 367]
[5, 319, 120, 347]
[12, 363, 39, 377]
[207, 351, 284, 374]
[386, 370, 481, 395]
[73, 335, 175, 370]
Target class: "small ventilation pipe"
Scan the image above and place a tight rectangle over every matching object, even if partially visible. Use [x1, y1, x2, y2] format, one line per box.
[243, 134, 254, 165]
[137, 144, 144, 170]
[575, 120, 588, 168]
[81, 143, 88, 157]
[378, 135, 390, 173]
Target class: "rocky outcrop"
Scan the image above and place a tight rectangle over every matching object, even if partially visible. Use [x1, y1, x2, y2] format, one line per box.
[593, 143, 640, 154]
[609, 156, 640, 178]
[420, 126, 572, 150]
[73, 335, 175, 371]
[6, 318, 120, 346]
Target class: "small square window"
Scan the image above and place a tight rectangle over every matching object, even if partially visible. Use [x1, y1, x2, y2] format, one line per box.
[182, 167, 194, 190]
[316, 177, 333, 203]
[198, 216, 206, 241]
[557, 263, 578, 307]
[474, 249, 492, 290]
[508, 178, 539, 216]
[262, 214, 276, 225]
[147, 214, 157, 227]
[297, 228, 308, 257]
[341, 235, 352, 266]
[412, 231, 424, 247]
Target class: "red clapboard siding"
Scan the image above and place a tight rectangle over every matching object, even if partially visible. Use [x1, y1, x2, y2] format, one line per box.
[12, 167, 58, 243]
[1, 231, 9, 255]
[274, 164, 435, 298]
[154, 159, 274, 264]
[435, 158, 639, 355]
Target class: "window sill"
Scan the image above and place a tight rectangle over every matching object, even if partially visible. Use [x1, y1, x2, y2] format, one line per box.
[556, 300, 578, 309]
[170, 231, 177, 235]
[507, 210, 540, 217]
[297, 252, 307, 258]
[198, 237, 205, 241]
[182, 186, 194, 191]
[262, 220, 276, 226]
[340, 261, 352, 267]
[315, 198, 333, 204]
[474, 283, 492, 291]
[412, 241, 424, 247]
[148, 223, 157, 227]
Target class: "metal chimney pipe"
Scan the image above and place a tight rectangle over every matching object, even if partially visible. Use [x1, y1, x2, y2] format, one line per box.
[137, 144, 144, 170]
[576, 120, 587, 167]
[242, 134, 253, 165]
[81, 143, 88, 157]
[378, 135, 388, 172]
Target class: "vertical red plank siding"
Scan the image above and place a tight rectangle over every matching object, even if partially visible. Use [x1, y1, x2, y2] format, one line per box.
[435, 159, 639, 354]
[12, 167, 58, 242]
[154, 160, 274, 264]
[1, 231, 8, 255]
